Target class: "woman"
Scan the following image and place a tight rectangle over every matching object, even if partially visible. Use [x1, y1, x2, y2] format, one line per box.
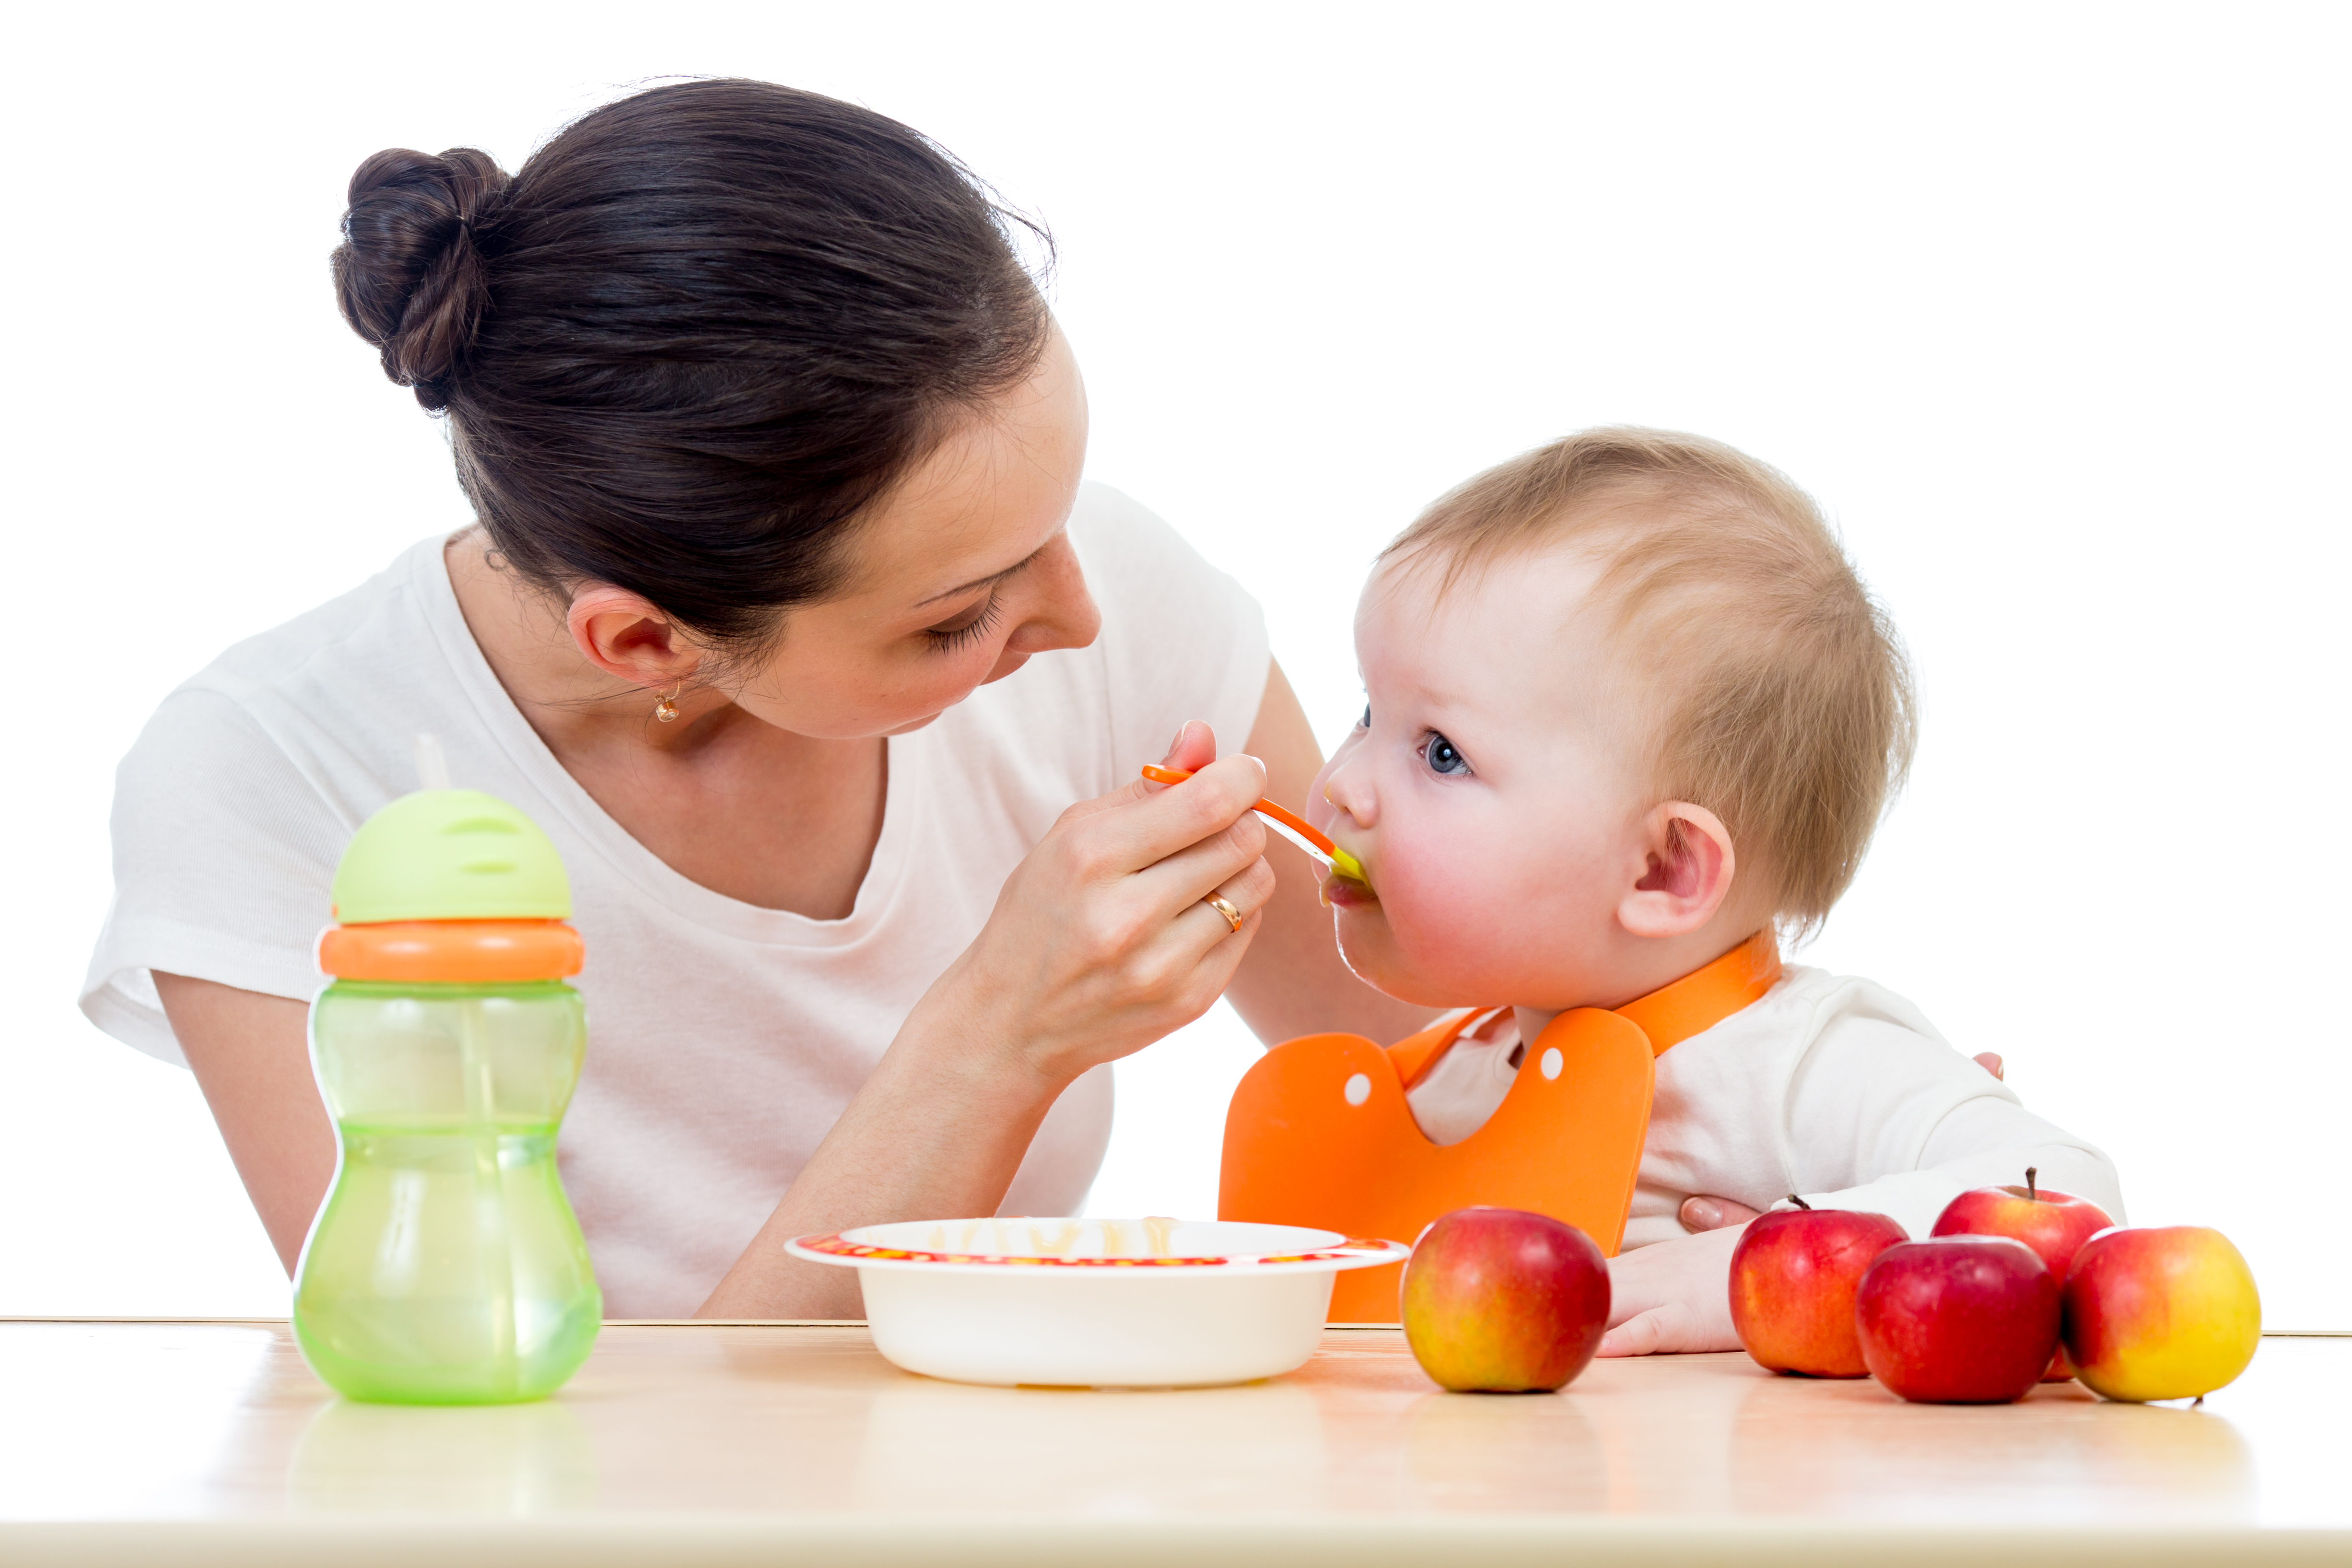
[81, 79, 1425, 1319]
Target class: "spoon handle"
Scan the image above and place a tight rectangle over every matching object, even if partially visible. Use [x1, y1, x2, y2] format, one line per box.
[1138, 764, 1340, 867]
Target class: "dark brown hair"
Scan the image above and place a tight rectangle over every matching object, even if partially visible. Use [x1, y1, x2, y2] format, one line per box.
[332, 79, 1053, 650]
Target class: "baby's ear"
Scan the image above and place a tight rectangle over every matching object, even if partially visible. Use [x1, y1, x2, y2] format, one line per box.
[1620, 802, 1737, 938]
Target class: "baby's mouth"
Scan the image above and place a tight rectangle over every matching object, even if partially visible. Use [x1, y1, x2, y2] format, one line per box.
[1320, 868, 1377, 910]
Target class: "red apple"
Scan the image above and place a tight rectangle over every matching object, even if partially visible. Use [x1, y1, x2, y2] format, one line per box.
[1855, 1235, 2061, 1404]
[1401, 1207, 1610, 1392]
[2063, 1226, 2261, 1403]
[1729, 1200, 1908, 1377]
[1932, 1167, 2114, 1380]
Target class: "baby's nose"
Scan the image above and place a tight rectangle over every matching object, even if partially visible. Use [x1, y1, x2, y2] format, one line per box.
[1316, 759, 1376, 831]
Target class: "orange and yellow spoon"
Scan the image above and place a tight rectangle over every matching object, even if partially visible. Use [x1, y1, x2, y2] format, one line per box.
[1139, 764, 1369, 885]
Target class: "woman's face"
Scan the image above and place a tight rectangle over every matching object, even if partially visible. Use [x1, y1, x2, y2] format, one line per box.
[725, 324, 1102, 739]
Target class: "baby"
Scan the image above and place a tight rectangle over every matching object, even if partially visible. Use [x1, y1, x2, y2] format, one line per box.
[1305, 428, 2123, 1356]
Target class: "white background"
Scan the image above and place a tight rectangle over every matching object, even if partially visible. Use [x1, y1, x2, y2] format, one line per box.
[2, 4, 2343, 1326]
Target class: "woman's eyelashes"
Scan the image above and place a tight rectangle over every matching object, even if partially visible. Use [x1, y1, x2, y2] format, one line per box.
[1421, 731, 1471, 777]
[922, 592, 1003, 653]
[921, 549, 1043, 653]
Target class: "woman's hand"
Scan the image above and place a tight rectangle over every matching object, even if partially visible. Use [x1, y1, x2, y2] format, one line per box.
[702, 722, 1277, 1319]
[905, 720, 1277, 1089]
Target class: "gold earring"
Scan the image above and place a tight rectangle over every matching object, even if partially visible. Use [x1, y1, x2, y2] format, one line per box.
[654, 684, 681, 723]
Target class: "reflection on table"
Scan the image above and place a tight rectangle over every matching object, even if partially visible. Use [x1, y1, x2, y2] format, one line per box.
[0, 1319, 2342, 1564]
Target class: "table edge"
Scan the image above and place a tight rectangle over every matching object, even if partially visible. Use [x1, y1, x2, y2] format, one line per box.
[0, 1516, 2342, 1568]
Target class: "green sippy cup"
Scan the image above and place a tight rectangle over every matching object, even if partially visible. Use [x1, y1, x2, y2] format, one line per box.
[293, 789, 601, 1404]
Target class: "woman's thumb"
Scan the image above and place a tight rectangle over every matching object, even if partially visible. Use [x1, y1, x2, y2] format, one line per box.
[1161, 720, 1217, 772]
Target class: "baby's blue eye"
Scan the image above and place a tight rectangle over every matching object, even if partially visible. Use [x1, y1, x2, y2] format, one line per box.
[1358, 704, 1371, 730]
[1423, 732, 1469, 776]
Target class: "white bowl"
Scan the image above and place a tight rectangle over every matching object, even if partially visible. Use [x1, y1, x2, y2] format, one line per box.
[787, 1217, 1409, 1388]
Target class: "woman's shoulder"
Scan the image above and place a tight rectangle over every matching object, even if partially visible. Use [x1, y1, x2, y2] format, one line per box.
[173, 535, 451, 710]
[123, 532, 468, 891]
[134, 534, 474, 808]
[1067, 478, 1220, 563]
[1067, 482, 1261, 628]
[1075, 481, 1270, 725]
[89, 534, 482, 1053]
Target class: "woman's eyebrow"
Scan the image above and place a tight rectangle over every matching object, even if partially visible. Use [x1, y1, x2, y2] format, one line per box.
[913, 544, 1046, 608]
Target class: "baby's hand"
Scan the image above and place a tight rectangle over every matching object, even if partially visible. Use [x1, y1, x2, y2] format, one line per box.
[1596, 1223, 1745, 1357]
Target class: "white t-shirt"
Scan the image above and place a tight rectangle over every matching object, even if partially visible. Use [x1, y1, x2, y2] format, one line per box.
[1404, 966, 2126, 1245]
[82, 482, 1270, 1317]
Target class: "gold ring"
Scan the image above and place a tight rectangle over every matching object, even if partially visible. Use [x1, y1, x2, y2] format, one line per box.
[1203, 894, 1245, 934]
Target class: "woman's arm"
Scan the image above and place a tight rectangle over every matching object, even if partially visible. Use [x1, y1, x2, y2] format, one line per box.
[165, 747, 1280, 1317]
[154, 973, 332, 1275]
[709, 665, 1427, 1316]
[1224, 663, 1434, 1048]
[159, 673, 1403, 1316]
[700, 744, 1285, 1318]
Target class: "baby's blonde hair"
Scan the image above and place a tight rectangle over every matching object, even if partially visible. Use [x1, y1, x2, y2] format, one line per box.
[1381, 427, 1915, 936]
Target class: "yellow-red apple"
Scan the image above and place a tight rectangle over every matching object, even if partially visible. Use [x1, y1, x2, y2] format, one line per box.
[1932, 1167, 2114, 1380]
[1855, 1236, 2060, 1404]
[1729, 1201, 1908, 1377]
[1401, 1207, 1609, 1392]
[2062, 1226, 2260, 1403]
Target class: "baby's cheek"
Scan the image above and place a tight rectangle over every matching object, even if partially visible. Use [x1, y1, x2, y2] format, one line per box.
[1374, 833, 1604, 1002]
[1325, 851, 1473, 1003]
[1370, 851, 1516, 987]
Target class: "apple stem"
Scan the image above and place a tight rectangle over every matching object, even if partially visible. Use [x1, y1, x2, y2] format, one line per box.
[2025, 1166, 2038, 1203]
[1786, 1194, 1811, 1211]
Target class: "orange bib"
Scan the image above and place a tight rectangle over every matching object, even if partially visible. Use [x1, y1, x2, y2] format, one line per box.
[1217, 933, 1781, 1322]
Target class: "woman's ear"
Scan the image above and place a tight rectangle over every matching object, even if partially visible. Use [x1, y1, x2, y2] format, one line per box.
[566, 585, 702, 690]
[1619, 802, 1737, 939]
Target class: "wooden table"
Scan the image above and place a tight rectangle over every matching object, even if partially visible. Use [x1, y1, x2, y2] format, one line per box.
[2, 1320, 2345, 1565]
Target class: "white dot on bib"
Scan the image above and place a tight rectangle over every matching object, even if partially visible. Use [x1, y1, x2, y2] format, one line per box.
[1540, 1046, 1564, 1080]
[1343, 1072, 1372, 1106]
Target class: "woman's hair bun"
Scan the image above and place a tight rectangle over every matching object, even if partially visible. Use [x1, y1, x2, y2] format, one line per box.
[332, 147, 511, 410]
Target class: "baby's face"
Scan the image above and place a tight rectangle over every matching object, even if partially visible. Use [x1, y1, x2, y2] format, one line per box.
[1308, 550, 1659, 1010]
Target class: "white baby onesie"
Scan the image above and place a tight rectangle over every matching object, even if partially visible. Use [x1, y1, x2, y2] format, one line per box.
[1403, 965, 2124, 1247]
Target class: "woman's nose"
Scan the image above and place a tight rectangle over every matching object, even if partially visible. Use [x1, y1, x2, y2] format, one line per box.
[1005, 535, 1100, 655]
